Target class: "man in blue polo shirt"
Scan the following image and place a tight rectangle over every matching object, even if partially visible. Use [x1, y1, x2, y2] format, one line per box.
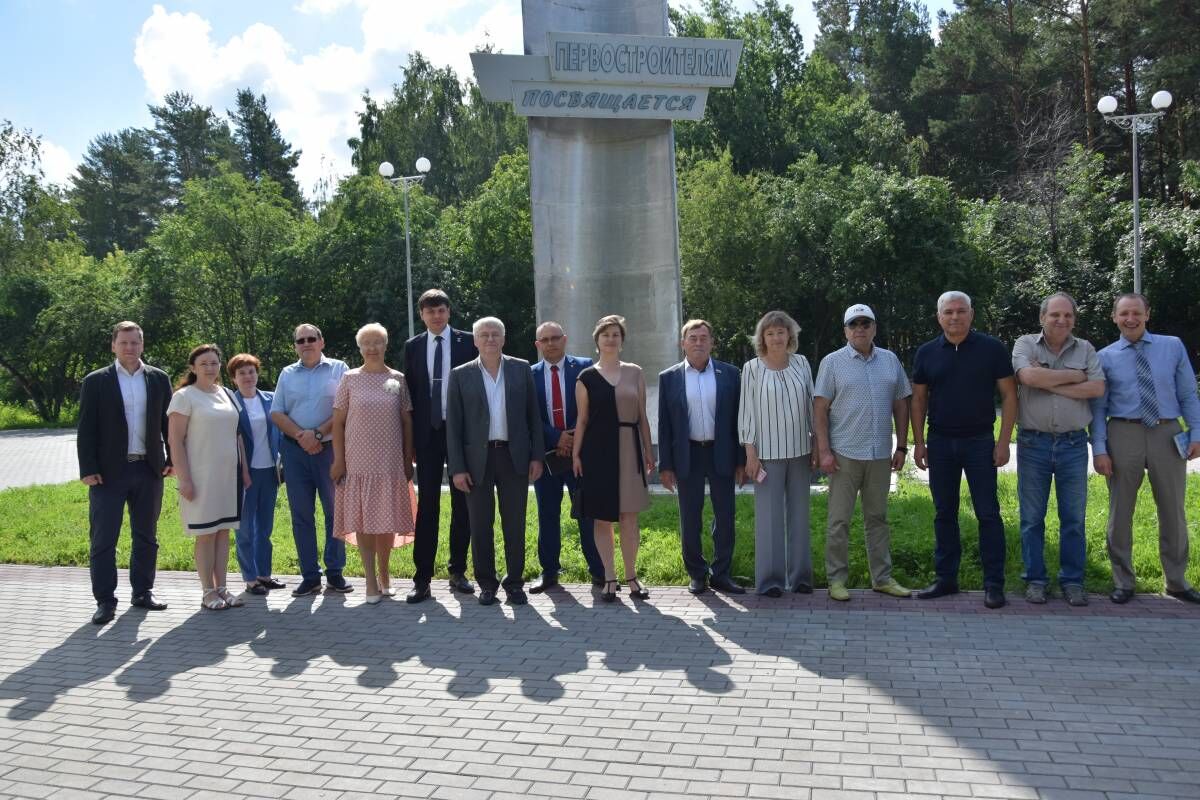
[911, 291, 1017, 608]
[271, 323, 350, 597]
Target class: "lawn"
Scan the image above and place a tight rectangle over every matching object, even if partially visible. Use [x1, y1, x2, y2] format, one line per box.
[1, 473, 1197, 592]
[0, 401, 77, 431]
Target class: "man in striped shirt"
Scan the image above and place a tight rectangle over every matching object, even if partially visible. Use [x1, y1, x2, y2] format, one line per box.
[814, 304, 913, 601]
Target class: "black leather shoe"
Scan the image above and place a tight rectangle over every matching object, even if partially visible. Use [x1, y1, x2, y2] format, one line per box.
[258, 577, 286, 590]
[448, 573, 475, 594]
[1109, 587, 1135, 604]
[291, 577, 322, 597]
[710, 576, 745, 594]
[917, 581, 959, 600]
[688, 577, 707, 595]
[325, 574, 353, 593]
[406, 583, 431, 604]
[506, 589, 528, 605]
[529, 575, 559, 594]
[92, 604, 116, 625]
[984, 586, 1007, 609]
[131, 593, 168, 611]
[763, 587, 783, 598]
[478, 590, 497, 606]
[1166, 587, 1200, 604]
[792, 583, 813, 594]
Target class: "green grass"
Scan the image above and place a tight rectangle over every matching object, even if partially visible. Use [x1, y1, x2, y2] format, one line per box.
[1, 474, 1197, 592]
[0, 402, 77, 431]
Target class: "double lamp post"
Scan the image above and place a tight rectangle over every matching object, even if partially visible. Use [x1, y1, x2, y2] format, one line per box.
[378, 157, 431, 339]
[1097, 89, 1172, 295]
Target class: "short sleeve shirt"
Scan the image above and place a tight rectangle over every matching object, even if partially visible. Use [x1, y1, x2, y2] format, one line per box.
[1011, 333, 1103, 433]
[912, 331, 1013, 437]
[814, 345, 911, 460]
[272, 355, 348, 430]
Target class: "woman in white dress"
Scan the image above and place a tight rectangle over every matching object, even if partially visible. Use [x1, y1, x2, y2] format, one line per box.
[168, 344, 247, 610]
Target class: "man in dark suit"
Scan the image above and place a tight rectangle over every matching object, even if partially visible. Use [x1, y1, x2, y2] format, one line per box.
[446, 317, 544, 606]
[657, 319, 746, 595]
[77, 321, 173, 625]
[403, 288, 479, 603]
[529, 321, 606, 591]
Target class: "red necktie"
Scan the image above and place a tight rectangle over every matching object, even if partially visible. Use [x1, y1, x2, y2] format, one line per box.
[550, 365, 566, 429]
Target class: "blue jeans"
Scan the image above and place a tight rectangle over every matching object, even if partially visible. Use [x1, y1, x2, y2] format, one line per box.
[533, 469, 603, 579]
[927, 431, 1006, 589]
[1017, 428, 1088, 587]
[281, 438, 344, 582]
[235, 466, 279, 582]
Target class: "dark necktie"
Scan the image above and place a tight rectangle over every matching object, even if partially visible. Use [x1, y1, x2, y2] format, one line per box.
[1134, 340, 1159, 427]
[432, 335, 444, 429]
[550, 364, 566, 429]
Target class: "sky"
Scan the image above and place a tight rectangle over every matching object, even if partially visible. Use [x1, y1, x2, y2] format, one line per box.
[0, 0, 956, 196]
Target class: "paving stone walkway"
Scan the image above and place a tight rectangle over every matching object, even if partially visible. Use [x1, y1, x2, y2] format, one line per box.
[0, 430, 78, 490]
[1, 564, 1198, 800]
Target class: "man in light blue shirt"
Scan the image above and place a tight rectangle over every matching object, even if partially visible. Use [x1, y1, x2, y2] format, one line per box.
[813, 304, 913, 602]
[1091, 293, 1200, 605]
[271, 323, 350, 597]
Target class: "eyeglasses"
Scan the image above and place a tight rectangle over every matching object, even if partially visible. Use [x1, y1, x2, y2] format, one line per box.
[846, 320, 874, 329]
[294, 336, 320, 345]
[536, 335, 564, 345]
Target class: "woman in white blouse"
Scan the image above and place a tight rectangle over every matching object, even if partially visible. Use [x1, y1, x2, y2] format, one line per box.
[738, 311, 817, 597]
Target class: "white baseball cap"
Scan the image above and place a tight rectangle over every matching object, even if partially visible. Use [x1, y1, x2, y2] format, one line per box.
[843, 304, 876, 325]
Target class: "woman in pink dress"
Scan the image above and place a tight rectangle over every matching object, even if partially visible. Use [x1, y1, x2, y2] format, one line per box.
[330, 323, 416, 605]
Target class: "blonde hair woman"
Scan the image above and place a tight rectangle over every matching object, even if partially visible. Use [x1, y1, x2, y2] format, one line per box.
[738, 311, 817, 597]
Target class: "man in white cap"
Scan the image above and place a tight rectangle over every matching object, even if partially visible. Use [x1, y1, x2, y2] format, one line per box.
[813, 303, 913, 601]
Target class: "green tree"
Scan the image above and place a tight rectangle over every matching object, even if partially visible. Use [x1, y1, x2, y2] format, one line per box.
[229, 89, 304, 211]
[70, 128, 170, 258]
[149, 91, 239, 190]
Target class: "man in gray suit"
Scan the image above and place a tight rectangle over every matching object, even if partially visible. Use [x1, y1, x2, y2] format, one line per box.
[447, 317, 545, 606]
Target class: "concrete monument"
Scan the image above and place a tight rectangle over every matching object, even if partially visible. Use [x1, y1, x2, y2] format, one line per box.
[472, 0, 741, 387]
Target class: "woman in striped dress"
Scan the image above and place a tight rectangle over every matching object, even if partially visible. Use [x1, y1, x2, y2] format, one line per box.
[738, 311, 817, 597]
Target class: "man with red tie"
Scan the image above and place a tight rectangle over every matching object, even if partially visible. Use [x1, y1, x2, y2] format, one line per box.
[530, 321, 606, 591]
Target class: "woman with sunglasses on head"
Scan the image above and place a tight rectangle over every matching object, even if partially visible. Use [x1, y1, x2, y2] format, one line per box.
[168, 344, 247, 610]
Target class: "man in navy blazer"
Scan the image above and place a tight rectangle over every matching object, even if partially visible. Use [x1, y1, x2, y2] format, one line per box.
[657, 319, 746, 595]
[529, 321, 606, 591]
[403, 289, 479, 603]
[77, 321, 173, 625]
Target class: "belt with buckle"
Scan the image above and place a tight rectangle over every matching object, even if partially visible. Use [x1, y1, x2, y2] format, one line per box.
[689, 440, 715, 448]
[487, 440, 508, 448]
[126, 454, 146, 462]
[1110, 417, 1174, 424]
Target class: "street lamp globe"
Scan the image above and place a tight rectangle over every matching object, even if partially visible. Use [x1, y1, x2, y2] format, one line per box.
[1097, 95, 1118, 115]
[1151, 90, 1173, 111]
[415, 157, 431, 174]
[378, 161, 395, 178]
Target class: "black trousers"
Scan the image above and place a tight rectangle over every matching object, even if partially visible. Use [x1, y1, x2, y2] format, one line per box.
[413, 426, 471, 584]
[676, 443, 737, 581]
[89, 460, 163, 606]
[466, 447, 528, 593]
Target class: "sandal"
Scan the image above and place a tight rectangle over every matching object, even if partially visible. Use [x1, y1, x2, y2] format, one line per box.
[216, 587, 245, 608]
[601, 580, 619, 603]
[627, 578, 650, 600]
[201, 589, 228, 611]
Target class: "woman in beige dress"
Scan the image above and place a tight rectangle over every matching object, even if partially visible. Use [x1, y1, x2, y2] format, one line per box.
[572, 315, 655, 602]
[168, 344, 247, 611]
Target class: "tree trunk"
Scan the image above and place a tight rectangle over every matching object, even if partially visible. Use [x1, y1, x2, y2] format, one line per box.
[1080, 0, 1095, 149]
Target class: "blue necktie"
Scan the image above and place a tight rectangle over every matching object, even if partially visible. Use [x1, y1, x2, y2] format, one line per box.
[432, 335, 444, 429]
[1134, 340, 1159, 427]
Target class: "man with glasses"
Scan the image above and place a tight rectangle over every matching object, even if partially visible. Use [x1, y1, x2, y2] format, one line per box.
[530, 321, 605, 591]
[271, 323, 350, 596]
[1012, 293, 1104, 606]
[403, 289, 478, 603]
[813, 305, 913, 602]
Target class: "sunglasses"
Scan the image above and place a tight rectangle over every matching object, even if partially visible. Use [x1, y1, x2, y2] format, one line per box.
[295, 336, 320, 345]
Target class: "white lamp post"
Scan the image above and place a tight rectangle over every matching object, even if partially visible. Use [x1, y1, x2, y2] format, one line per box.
[1097, 90, 1172, 294]
[378, 157, 432, 338]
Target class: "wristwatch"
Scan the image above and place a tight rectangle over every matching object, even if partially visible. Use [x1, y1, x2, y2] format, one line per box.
[313, 430, 324, 442]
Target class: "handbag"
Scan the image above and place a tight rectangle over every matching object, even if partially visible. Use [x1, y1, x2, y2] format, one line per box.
[569, 485, 583, 520]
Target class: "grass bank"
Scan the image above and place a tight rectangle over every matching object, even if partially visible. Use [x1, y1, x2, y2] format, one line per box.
[1, 474, 1196, 592]
[0, 402, 77, 431]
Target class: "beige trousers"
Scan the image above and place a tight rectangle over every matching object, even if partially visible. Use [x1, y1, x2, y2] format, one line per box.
[824, 455, 894, 586]
[1105, 419, 1191, 592]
